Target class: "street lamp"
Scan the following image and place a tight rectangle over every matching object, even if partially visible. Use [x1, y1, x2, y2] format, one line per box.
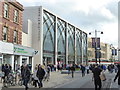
[110, 44, 116, 64]
[89, 30, 103, 64]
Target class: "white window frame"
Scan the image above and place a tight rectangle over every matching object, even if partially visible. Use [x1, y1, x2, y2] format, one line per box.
[3, 26, 8, 41]
[4, 3, 9, 18]
[14, 10, 19, 23]
[13, 30, 18, 43]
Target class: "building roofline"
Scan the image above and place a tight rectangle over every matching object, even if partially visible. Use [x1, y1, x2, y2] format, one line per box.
[24, 6, 87, 34]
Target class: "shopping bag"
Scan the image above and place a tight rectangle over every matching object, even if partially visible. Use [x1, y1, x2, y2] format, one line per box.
[99, 71, 106, 81]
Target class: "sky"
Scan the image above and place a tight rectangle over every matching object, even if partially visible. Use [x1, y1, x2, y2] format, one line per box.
[17, 0, 119, 48]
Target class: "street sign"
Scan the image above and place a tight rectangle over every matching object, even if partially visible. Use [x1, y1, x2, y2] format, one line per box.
[33, 50, 39, 55]
[92, 38, 100, 48]
[112, 49, 117, 55]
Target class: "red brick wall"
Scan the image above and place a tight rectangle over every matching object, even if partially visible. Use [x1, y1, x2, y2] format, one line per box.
[0, 1, 23, 45]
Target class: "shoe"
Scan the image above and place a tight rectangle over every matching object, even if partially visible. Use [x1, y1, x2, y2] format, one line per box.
[25, 87, 28, 90]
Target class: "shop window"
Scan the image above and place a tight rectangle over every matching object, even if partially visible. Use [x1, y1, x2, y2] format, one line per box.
[13, 30, 18, 43]
[4, 3, 9, 18]
[14, 10, 19, 23]
[3, 26, 8, 41]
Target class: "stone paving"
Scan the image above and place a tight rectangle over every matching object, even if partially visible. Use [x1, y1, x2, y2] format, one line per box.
[1, 71, 83, 89]
[0, 71, 119, 89]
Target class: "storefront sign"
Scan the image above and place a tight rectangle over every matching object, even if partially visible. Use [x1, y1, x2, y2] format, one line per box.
[0, 41, 13, 54]
[14, 45, 34, 56]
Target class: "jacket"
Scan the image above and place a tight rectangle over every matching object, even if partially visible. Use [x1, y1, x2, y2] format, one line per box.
[92, 67, 102, 80]
[114, 69, 120, 85]
[36, 68, 45, 80]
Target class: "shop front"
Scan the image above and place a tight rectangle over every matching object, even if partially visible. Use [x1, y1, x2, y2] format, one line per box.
[13, 45, 35, 71]
[0, 41, 13, 69]
[0, 41, 35, 71]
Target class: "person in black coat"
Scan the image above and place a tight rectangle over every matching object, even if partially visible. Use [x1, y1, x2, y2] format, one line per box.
[92, 64, 102, 90]
[114, 65, 120, 89]
[4, 64, 10, 77]
[21, 65, 31, 90]
[36, 65, 45, 88]
[70, 64, 75, 78]
[81, 65, 86, 77]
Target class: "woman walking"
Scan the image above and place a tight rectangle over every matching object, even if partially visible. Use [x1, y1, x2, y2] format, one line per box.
[33, 66, 39, 87]
[36, 65, 45, 88]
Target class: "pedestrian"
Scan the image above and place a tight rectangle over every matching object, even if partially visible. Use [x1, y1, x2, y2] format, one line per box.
[81, 65, 86, 77]
[36, 65, 45, 88]
[114, 65, 120, 90]
[66, 64, 70, 75]
[21, 65, 31, 90]
[33, 66, 39, 87]
[86, 65, 89, 74]
[70, 64, 75, 78]
[3, 64, 10, 87]
[92, 64, 102, 90]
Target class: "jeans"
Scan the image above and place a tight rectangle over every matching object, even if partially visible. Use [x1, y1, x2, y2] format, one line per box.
[23, 79, 29, 90]
[38, 79, 43, 88]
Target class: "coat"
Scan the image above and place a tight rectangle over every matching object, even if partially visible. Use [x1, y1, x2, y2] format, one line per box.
[92, 67, 102, 80]
[70, 66, 75, 71]
[114, 69, 120, 85]
[21, 68, 31, 80]
[36, 68, 45, 80]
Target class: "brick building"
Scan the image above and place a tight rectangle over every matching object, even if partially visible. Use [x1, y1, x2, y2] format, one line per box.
[0, 1, 35, 71]
[0, 1, 23, 44]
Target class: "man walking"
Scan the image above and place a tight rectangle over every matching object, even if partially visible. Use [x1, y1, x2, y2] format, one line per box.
[92, 64, 102, 90]
[81, 64, 86, 77]
[70, 64, 75, 78]
[21, 65, 31, 90]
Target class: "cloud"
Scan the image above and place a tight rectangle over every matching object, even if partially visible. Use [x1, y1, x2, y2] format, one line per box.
[17, 0, 118, 47]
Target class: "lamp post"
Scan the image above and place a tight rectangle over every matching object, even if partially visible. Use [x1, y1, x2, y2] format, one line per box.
[89, 30, 103, 64]
[110, 44, 116, 64]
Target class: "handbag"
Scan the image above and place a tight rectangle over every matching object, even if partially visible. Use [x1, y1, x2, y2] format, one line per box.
[99, 71, 106, 81]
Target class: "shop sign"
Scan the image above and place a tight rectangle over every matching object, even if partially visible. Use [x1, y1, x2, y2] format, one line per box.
[0, 41, 13, 54]
[14, 45, 34, 56]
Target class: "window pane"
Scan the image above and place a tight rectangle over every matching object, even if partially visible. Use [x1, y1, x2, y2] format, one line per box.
[14, 10, 18, 22]
[4, 3, 8, 18]
[3, 26, 8, 41]
[13, 30, 17, 43]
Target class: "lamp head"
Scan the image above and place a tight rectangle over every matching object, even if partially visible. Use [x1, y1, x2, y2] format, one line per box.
[89, 32, 91, 35]
[101, 32, 103, 34]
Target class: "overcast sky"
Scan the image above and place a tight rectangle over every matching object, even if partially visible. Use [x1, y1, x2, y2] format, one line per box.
[17, 0, 119, 48]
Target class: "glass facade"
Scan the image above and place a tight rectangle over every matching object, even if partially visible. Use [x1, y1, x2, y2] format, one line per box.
[67, 24, 75, 64]
[57, 18, 66, 64]
[76, 29, 82, 64]
[82, 32, 87, 64]
[42, 9, 87, 65]
[43, 10, 55, 64]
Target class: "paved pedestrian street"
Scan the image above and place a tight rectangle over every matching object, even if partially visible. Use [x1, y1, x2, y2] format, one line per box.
[0, 71, 118, 90]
